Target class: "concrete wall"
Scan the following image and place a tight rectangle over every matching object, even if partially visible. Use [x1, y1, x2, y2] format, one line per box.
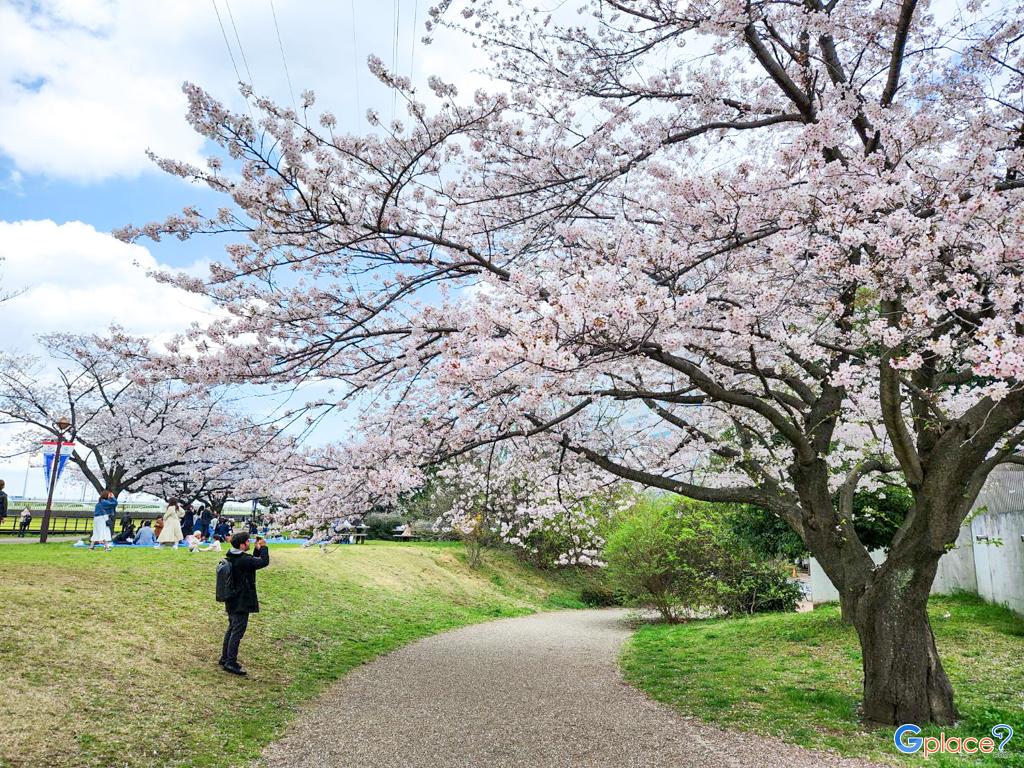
[971, 510, 1024, 616]
[810, 549, 884, 605]
[809, 466, 1024, 615]
[932, 523, 977, 595]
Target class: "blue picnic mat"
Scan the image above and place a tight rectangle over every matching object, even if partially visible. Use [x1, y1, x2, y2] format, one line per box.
[72, 537, 308, 548]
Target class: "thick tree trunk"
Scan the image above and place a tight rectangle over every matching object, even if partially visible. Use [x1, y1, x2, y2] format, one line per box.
[839, 590, 857, 625]
[852, 562, 956, 725]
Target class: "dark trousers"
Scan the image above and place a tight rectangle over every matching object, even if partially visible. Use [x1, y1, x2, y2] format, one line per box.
[221, 611, 250, 665]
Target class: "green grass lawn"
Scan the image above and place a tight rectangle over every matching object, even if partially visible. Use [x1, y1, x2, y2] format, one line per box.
[621, 594, 1024, 767]
[0, 541, 594, 768]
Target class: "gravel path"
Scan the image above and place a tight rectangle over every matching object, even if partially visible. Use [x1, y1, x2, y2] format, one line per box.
[257, 609, 884, 768]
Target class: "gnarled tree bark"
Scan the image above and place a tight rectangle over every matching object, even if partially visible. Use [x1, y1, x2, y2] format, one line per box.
[851, 557, 956, 724]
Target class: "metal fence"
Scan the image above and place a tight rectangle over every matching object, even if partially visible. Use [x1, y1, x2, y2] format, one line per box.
[0, 505, 254, 538]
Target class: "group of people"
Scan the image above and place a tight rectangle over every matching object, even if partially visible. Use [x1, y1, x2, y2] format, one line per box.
[83, 488, 272, 678]
[89, 493, 255, 551]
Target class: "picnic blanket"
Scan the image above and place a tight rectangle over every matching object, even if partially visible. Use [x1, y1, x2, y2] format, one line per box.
[72, 537, 308, 548]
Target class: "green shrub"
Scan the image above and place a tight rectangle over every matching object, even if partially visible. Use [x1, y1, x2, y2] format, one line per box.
[365, 512, 405, 540]
[605, 496, 800, 622]
[410, 518, 456, 541]
[604, 497, 729, 622]
[850, 486, 911, 550]
[726, 486, 912, 560]
[726, 504, 807, 560]
[717, 559, 803, 615]
[580, 584, 621, 607]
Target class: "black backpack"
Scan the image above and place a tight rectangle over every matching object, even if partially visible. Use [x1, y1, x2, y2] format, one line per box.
[215, 559, 236, 602]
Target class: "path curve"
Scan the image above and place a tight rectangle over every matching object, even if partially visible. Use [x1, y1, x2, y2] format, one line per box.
[257, 609, 882, 768]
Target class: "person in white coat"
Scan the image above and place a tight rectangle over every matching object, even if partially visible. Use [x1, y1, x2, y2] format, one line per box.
[157, 498, 185, 548]
[89, 491, 117, 551]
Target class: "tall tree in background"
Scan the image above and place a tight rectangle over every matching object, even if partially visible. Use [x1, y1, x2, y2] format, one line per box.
[122, 0, 1024, 724]
[0, 333, 276, 499]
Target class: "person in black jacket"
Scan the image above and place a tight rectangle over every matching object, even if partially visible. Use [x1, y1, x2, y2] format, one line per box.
[0, 479, 8, 526]
[180, 504, 194, 540]
[219, 531, 270, 676]
[214, 517, 232, 542]
[198, 506, 213, 536]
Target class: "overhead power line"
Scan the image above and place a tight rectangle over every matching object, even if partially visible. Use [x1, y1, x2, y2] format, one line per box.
[410, 0, 419, 77]
[350, 0, 362, 128]
[392, 0, 401, 122]
[269, 0, 298, 113]
[224, 0, 255, 86]
[210, 0, 243, 85]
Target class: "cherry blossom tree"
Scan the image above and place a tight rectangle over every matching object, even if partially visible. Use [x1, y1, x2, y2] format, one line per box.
[415, 446, 615, 567]
[0, 333, 277, 500]
[120, 0, 1024, 724]
[147, 418, 296, 514]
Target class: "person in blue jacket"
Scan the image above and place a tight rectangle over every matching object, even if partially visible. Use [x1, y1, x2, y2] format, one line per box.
[134, 520, 157, 546]
[89, 491, 117, 551]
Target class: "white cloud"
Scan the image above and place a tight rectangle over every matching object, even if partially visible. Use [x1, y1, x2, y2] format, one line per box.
[0, 2, 210, 181]
[0, 0, 490, 183]
[0, 219, 216, 352]
[0, 218, 223, 497]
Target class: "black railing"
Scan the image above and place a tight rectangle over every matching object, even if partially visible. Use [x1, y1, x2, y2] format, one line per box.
[0, 509, 254, 537]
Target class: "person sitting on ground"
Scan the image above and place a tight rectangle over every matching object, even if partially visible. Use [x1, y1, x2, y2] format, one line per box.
[134, 520, 157, 546]
[184, 530, 205, 552]
[214, 517, 232, 542]
[203, 536, 223, 552]
[18, 507, 32, 537]
[112, 520, 136, 544]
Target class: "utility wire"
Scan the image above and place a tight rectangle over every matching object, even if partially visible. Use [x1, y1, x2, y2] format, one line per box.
[210, 0, 255, 123]
[211, 0, 243, 85]
[224, 0, 255, 86]
[350, 0, 362, 128]
[392, 0, 401, 122]
[410, 0, 419, 77]
[269, 0, 298, 113]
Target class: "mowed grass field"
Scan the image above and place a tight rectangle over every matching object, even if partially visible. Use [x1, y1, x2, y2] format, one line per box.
[622, 594, 1024, 767]
[0, 541, 594, 768]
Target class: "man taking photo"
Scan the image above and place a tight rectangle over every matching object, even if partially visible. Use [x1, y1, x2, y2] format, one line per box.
[218, 531, 270, 676]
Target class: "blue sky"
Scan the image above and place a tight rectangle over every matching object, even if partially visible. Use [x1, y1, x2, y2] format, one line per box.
[0, 0, 488, 496]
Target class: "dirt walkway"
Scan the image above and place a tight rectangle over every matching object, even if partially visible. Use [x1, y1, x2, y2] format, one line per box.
[257, 609, 883, 768]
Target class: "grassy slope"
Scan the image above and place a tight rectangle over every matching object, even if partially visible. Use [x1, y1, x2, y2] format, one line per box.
[621, 594, 1024, 767]
[0, 541, 592, 768]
